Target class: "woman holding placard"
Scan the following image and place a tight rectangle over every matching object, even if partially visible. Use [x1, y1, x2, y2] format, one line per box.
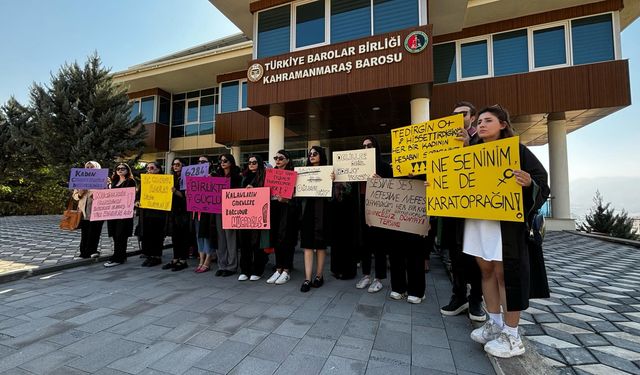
[214, 153, 242, 277]
[299, 146, 333, 293]
[73, 160, 105, 259]
[104, 163, 136, 267]
[138, 162, 168, 267]
[161, 158, 190, 271]
[193, 156, 217, 273]
[266, 149, 299, 285]
[464, 105, 549, 358]
[238, 155, 269, 281]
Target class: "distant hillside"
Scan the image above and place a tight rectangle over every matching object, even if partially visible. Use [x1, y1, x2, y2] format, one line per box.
[570, 177, 640, 221]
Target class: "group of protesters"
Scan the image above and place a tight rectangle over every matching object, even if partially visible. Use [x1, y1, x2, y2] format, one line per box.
[72, 102, 550, 359]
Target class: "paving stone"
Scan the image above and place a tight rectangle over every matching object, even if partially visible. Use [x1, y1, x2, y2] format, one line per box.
[108, 341, 180, 374]
[365, 350, 411, 375]
[342, 317, 378, 340]
[17, 349, 79, 374]
[123, 324, 173, 344]
[589, 348, 640, 374]
[0, 342, 60, 373]
[373, 329, 411, 355]
[274, 352, 326, 375]
[411, 344, 456, 374]
[307, 316, 348, 340]
[412, 326, 449, 349]
[447, 339, 494, 375]
[229, 328, 270, 345]
[163, 322, 208, 343]
[293, 335, 336, 358]
[588, 321, 620, 332]
[331, 335, 373, 361]
[250, 333, 299, 363]
[149, 344, 211, 375]
[320, 354, 366, 375]
[194, 340, 254, 374]
[273, 318, 313, 339]
[560, 347, 599, 365]
[576, 333, 611, 347]
[65, 338, 142, 373]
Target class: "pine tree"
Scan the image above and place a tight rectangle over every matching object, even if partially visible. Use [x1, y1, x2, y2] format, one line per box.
[611, 210, 639, 240]
[29, 52, 146, 171]
[580, 191, 616, 234]
[0, 97, 39, 174]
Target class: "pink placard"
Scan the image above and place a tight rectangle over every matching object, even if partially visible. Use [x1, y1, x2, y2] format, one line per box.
[89, 187, 136, 221]
[186, 176, 229, 213]
[221, 187, 271, 230]
[264, 169, 297, 199]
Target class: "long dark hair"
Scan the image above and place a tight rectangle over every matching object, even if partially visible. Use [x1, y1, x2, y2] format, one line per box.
[363, 135, 381, 160]
[477, 105, 515, 140]
[306, 145, 328, 166]
[244, 154, 266, 187]
[110, 163, 133, 184]
[275, 149, 294, 171]
[216, 153, 241, 177]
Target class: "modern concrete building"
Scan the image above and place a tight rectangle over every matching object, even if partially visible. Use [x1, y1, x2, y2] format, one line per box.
[113, 0, 639, 229]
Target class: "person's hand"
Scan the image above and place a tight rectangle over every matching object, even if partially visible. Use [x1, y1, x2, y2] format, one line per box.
[277, 196, 289, 203]
[171, 187, 176, 193]
[456, 128, 470, 146]
[407, 173, 414, 178]
[330, 172, 335, 181]
[134, 201, 140, 208]
[424, 180, 430, 187]
[246, 184, 253, 189]
[513, 170, 532, 187]
[371, 173, 381, 179]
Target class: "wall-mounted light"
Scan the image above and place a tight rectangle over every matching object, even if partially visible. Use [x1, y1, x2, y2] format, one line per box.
[379, 123, 387, 127]
[309, 114, 316, 118]
[372, 107, 381, 111]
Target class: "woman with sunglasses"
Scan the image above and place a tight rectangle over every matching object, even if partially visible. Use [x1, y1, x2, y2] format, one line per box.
[138, 162, 168, 267]
[238, 155, 268, 281]
[462, 105, 549, 358]
[299, 146, 333, 292]
[266, 150, 299, 285]
[161, 158, 190, 271]
[214, 153, 242, 277]
[73, 161, 105, 259]
[104, 163, 136, 267]
[193, 156, 217, 273]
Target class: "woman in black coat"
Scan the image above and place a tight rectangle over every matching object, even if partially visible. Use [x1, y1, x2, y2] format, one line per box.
[214, 153, 243, 277]
[139, 162, 168, 267]
[104, 163, 136, 267]
[161, 158, 190, 271]
[466, 105, 550, 359]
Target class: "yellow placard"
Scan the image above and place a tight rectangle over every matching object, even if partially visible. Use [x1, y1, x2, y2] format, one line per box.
[426, 136, 524, 222]
[391, 114, 464, 177]
[140, 174, 173, 211]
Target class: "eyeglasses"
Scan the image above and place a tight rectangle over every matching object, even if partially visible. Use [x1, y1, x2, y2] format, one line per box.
[273, 156, 286, 161]
[248, 160, 258, 165]
[116, 167, 127, 171]
[308, 151, 319, 157]
[219, 159, 229, 164]
[452, 111, 469, 116]
[363, 143, 373, 149]
[146, 166, 156, 170]
[198, 159, 208, 163]
[172, 163, 181, 166]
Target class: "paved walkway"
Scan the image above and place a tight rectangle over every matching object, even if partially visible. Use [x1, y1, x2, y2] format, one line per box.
[522, 232, 640, 375]
[0, 216, 494, 374]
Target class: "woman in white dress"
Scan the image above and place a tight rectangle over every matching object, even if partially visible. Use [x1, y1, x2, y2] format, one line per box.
[464, 105, 550, 359]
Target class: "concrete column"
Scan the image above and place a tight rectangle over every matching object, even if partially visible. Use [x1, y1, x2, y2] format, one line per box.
[548, 119, 571, 220]
[231, 146, 241, 160]
[410, 98, 430, 123]
[165, 152, 175, 174]
[269, 115, 285, 162]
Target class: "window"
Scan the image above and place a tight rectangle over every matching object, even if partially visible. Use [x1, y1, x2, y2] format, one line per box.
[331, 0, 370, 43]
[172, 100, 185, 126]
[200, 96, 216, 122]
[493, 30, 528, 76]
[171, 88, 219, 138]
[433, 43, 456, 84]
[533, 25, 566, 68]
[257, 5, 291, 58]
[572, 14, 614, 65]
[220, 81, 240, 113]
[373, 0, 419, 35]
[186, 100, 199, 123]
[460, 39, 488, 78]
[129, 100, 140, 122]
[140, 97, 155, 124]
[241, 81, 248, 109]
[295, 1, 326, 48]
[158, 97, 170, 125]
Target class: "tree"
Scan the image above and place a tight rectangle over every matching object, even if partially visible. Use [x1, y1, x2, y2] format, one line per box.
[30, 52, 146, 172]
[580, 191, 638, 240]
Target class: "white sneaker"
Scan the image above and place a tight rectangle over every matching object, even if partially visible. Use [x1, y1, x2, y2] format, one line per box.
[484, 332, 525, 358]
[389, 291, 406, 300]
[266, 271, 281, 284]
[356, 275, 371, 289]
[103, 261, 122, 268]
[238, 274, 249, 281]
[367, 279, 383, 293]
[249, 275, 261, 281]
[90, 252, 100, 259]
[470, 320, 503, 345]
[407, 295, 425, 304]
[275, 271, 290, 285]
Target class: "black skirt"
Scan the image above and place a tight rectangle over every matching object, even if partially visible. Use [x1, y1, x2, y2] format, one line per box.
[300, 198, 330, 249]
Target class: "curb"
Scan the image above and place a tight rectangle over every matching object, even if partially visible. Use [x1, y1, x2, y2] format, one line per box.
[0, 244, 171, 285]
[565, 230, 640, 248]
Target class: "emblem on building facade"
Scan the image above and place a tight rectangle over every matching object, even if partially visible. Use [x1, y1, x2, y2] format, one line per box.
[247, 63, 264, 82]
[404, 31, 429, 54]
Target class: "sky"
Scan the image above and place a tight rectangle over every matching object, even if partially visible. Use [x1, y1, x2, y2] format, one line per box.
[1, 1, 639, 215]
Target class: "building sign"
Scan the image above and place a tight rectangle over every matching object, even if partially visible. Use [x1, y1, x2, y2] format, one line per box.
[247, 25, 433, 108]
[391, 114, 464, 177]
[426, 136, 524, 222]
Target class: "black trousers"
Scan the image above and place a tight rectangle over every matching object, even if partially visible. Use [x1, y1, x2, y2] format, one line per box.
[240, 247, 267, 276]
[142, 216, 165, 258]
[111, 235, 128, 263]
[79, 220, 104, 257]
[275, 245, 294, 270]
[442, 218, 483, 303]
[360, 226, 388, 279]
[389, 233, 426, 298]
[171, 217, 190, 260]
